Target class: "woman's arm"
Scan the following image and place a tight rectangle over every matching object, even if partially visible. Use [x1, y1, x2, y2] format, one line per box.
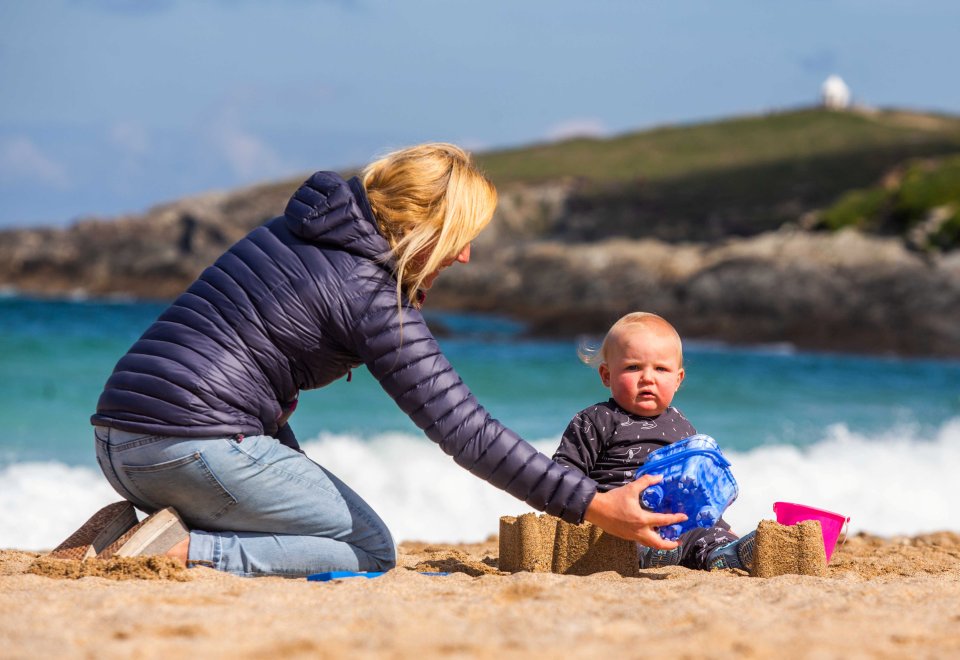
[337, 273, 686, 544]
[342, 283, 597, 524]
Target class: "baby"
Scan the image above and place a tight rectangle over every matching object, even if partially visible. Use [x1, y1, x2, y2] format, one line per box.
[553, 311, 755, 570]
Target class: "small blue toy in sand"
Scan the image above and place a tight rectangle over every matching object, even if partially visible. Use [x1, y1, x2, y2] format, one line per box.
[634, 434, 738, 540]
[307, 570, 449, 582]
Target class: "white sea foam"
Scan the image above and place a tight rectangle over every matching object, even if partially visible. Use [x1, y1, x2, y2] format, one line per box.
[2, 419, 958, 550]
[722, 418, 960, 538]
[0, 462, 120, 550]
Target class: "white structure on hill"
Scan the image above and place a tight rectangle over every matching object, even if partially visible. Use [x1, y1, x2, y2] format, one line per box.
[821, 75, 851, 110]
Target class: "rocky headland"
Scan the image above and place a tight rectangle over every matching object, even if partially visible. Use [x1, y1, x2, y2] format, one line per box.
[2, 108, 959, 357]
[441, 221, 960, 356]
[1, 174, 958, 358]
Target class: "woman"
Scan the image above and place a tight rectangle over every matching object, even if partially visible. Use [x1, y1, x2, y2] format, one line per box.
[55, 144, 685, 576]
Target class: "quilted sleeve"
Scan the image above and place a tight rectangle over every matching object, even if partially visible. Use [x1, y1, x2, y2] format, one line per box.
[342, 284, 598, 524]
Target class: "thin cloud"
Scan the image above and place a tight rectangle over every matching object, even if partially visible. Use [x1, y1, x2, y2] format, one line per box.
[0, 136, 70, 188]
[455, 138, 491, 154]
[214, 0, 365, 9]
[545, 118, 608, 142]
[72, 0, 362, 13]
[70, 0, 175, 15]
[109, 121, 151, 156]
[210, 124, 291, 182]
[799, 48, 840, 75]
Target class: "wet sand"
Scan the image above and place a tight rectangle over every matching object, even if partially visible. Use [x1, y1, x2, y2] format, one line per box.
[2, 531, 959, 658]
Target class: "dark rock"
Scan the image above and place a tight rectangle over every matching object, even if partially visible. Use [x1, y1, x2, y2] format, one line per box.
[1, 178, 958, 358]
[433, 229, 960, 357]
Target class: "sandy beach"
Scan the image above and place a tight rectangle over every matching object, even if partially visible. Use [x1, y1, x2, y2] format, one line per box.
[2, 530, 959, 659]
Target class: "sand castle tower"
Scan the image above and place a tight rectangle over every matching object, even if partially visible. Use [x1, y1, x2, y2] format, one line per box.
[821, 75, 851, 110]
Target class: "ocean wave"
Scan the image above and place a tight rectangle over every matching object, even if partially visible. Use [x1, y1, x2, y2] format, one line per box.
[0, 462, 119, 550]
[722, 417, 960, 538]
[2, 420, 957, 550]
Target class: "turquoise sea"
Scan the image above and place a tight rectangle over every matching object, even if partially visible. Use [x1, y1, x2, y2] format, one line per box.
[1, 295, 958, 548]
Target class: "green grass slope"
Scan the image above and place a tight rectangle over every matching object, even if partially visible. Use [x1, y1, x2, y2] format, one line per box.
[478, 108, 960, 184]
[475, 107, 960, 243]
[817, 154, 960, 251]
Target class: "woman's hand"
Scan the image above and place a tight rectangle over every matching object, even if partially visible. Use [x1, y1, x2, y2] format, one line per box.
[583, 474, 687, 550]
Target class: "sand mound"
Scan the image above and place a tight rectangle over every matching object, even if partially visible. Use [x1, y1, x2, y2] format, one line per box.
[28, 555, 190, 581]
[411, 548, 500, 577]
[829, 531, 960, 579]
[0, 550, 42, 576]
[2, 531, 960, 658]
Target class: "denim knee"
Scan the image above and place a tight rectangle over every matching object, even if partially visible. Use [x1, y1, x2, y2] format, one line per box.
[370, 543, 398, 572]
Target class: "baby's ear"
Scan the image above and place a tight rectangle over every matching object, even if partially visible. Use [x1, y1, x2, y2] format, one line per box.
[676, 367, 685, 389]
[598, 363, 611, 387]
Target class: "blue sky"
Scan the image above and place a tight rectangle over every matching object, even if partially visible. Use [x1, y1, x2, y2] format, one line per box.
[1, 0, 958, 228]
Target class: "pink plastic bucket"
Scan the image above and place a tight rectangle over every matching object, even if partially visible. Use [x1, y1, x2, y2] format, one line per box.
[773, 502, 850, 562]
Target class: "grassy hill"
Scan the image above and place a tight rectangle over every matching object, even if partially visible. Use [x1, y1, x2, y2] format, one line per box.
[478, 108, 960, 183]
[473, 107, 960, 245]
[3, 107, 957, 354]
[244, 106, 960, 246]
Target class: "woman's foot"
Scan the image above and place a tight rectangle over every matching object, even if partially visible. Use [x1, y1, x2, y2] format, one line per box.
[98, 506, 190, 561]
[165, 536, 190, 563]
[49, 501, 139, 560]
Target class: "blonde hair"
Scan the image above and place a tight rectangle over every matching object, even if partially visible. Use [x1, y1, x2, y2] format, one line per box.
[362, 143, 497, 307]
[578, 312, 683, 368]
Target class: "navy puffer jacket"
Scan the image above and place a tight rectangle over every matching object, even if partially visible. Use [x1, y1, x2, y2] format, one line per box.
[92, 172, 598, 523]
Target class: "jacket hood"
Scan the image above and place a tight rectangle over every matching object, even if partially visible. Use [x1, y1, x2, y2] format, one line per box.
[283, 171, 391, 263]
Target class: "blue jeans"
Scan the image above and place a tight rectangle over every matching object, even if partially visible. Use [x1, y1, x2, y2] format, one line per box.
[94, 426, 396, 577]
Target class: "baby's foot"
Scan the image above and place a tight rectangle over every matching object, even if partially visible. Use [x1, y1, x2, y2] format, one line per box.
[638, 545, 682, 569]
[707, 530, 756, 571]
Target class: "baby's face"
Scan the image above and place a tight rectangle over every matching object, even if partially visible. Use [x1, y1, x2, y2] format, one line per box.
[599, 322, 685, 417]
